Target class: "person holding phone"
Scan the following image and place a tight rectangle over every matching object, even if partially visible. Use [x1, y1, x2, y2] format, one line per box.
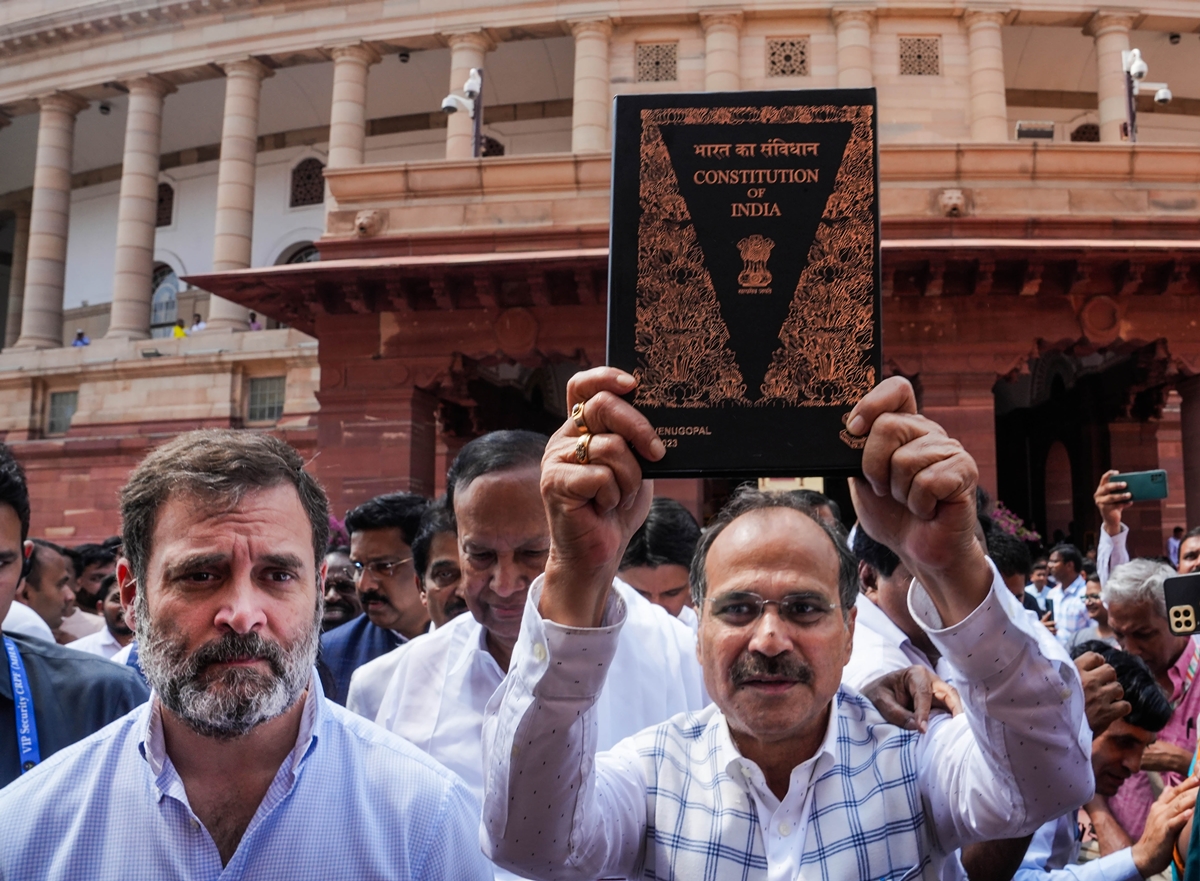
[1096, 470, 1200, 586]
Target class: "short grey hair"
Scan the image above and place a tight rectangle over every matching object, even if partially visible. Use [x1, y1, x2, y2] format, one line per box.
[1102, 558, 1175, 619]
[689, 486, 858, 616]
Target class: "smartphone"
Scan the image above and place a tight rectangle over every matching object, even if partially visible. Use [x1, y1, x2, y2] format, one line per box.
[1165, 572, 1200, 635]
[1110, 469, 1168, 502]
[1044, 598, 1054, 621]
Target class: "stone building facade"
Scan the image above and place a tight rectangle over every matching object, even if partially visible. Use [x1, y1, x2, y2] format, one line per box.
[0, 0, 1198, 554]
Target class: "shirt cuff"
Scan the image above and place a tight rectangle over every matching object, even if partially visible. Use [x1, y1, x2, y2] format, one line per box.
[1084, 846, 1141, 881]
[513, 575, 627, 702]
[908, 558, 1031, 681]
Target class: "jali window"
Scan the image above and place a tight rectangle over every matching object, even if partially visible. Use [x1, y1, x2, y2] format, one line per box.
[636, 43, 678, 82]
[768, 39, 810, 77]
[899, 37, 940, 76]
[289, 158, 325, 208]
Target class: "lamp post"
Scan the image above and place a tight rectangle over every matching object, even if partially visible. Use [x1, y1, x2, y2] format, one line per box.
[1121, 48, 1171, 143]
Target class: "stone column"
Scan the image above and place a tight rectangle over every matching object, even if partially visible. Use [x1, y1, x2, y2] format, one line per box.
[3, 201, 31, 348]
[1089, 12, 1134, 143]
[12, 92, 89, 349]
[207, 57, 273, 331]
[701, 12, 742, 91]
[570, 20, 612, 153]
[964, 10, 1008, 141]
[107, 75, 175, 339]
[1179, 376, 1200, 527]
[444, 32, 494, 160]
[834, 9, 875, 88]
[327, 43, 380, 169]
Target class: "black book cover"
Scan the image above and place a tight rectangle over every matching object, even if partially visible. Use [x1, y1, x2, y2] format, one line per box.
[606, 89, 881, 477]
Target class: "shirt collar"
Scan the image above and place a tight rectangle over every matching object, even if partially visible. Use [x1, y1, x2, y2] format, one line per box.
[138, 669, 324, 792]
[716, 696, 840, 797]
[1168, 636, 1200, 696]
[1061, 575, 1086, 597]
[447, 613, 504, 680]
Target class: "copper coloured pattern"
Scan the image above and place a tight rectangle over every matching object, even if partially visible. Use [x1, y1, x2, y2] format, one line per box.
[633, 104, 876, 410]
[633, 109, 749, 408]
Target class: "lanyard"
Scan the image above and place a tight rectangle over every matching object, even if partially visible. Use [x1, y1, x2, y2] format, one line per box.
[3, 636, 40, 774]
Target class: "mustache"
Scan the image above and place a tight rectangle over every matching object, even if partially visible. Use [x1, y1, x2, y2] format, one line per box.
[358, 589, 392, 607]
[188, 630, 287, 679]
[442, 594, 468, 614]
[730, 652, 813, 688]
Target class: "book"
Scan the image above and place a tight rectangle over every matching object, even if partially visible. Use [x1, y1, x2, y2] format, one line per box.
[606, 89, 881, 477]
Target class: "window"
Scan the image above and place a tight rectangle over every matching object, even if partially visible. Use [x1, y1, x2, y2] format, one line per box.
[247, 376, 286, 423]
[636, 43, 678, 82]
[47, 391, 78, 435]
[767, 39, 809, 77]
[150, 264, 179, 338]
[289, 158, 325, 208]
[899, 37, 940, 76]
[1071, 123, 1100, 142]
[285, 244, 320, 264]
[481, 135, 505, 157]
[156, 182, 174, 227]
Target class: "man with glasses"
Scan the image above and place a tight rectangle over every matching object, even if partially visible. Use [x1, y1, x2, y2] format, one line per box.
[346, 498, 467, 721]
[483, 369, 1090, 880]
[319, 492, 428, 705]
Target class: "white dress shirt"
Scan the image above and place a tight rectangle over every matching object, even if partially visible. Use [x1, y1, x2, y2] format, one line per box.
[1096, 525, 1130, 588]
[842, 591, 958, 689]
[68, 626, 125, 660]
[376, 579, 706, 806]
[2, 601, 55, 642]
[482, 567, 1092, 881]
[347, 641, 414, 721]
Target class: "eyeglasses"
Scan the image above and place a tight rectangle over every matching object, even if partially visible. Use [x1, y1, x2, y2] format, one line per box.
[352, 558, 412, 580]
[707, 591, 840, 628]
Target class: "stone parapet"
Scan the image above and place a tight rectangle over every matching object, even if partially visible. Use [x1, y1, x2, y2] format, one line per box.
[0, 328, 319, 438]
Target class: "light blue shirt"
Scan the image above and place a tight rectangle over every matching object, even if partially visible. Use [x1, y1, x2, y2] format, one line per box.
[0, 672, 492, 881]
[1014, 812, 1140, 881]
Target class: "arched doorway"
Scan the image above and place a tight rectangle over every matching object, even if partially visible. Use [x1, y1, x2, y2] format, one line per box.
[149, 264, 180, 338]
[1044, 441, 1073, 545]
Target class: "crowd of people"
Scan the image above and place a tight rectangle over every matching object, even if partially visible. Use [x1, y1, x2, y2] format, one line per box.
[0, 367, 1198, 880]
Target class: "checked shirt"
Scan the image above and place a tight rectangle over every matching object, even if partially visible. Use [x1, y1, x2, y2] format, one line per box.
[483, 568, 1092, 881]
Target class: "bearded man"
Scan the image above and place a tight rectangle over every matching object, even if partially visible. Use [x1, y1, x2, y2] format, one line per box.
[0, 430, 490, 881]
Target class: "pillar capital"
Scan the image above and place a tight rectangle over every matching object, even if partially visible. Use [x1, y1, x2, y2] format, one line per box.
[962, 9, 1008, 29]
[1084, 10, 1137, 37]
[700, 11, 743, 33]
[832, 8, 876, 27]
[569, 18, 612, 39]
[443, 30, 497, 54]
[219, 56, 274, 81]
[329, 42, 381, 66]
[36, 90, 89, 116]
[121, 73, 177, 98]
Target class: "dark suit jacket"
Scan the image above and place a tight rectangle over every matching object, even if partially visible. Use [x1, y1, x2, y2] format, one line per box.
[318, 615, 405, 706]
[0, 631, 149, 787]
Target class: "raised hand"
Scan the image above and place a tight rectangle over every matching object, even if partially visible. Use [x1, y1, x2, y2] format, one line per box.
[845, 377, 991, 626]
[539, 367, 665, 628]
[1094, 469, 1131, 537]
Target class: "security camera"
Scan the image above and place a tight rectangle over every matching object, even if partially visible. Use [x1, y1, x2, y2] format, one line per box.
[441, 94, 473, 115]
[398, 51, 410, 63]
[463, 68, 482, 100]
[98, 102, 112, 115]
[1169, 33, 1181, 45]
[1129, 50, 1148, 80]
[1155, 87, 1173, 105]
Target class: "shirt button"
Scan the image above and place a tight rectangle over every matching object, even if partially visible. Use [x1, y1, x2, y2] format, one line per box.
[190, 819, 199, 830]
[779, 822, 793, 837]
[533, 643, 547, 662]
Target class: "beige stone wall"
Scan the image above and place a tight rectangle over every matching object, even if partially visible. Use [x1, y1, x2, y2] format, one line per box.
[0, 328, 318, 438]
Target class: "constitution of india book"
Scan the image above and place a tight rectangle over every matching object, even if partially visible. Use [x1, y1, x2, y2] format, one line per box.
[606, 89, 881, 477]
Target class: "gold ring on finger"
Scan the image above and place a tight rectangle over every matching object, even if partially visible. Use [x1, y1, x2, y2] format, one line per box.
[574, 433, 592, 465]
[571, 400, 590, 434]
